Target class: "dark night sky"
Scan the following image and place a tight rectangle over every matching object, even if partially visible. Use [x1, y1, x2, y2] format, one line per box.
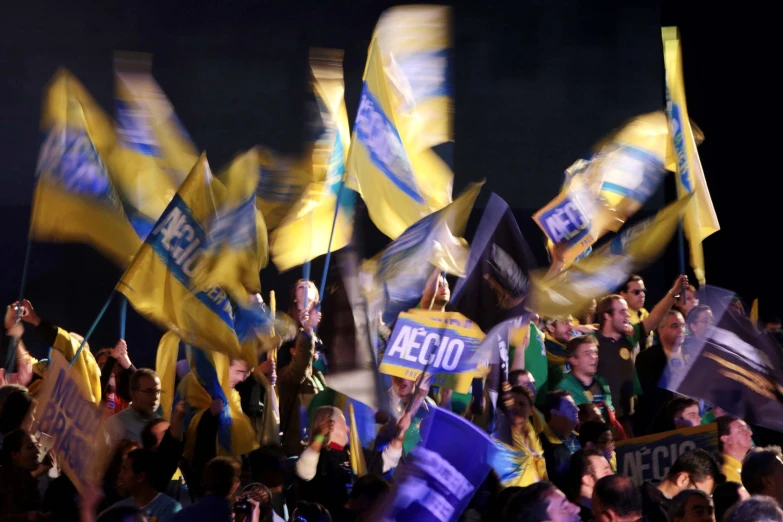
[0, 0, 777, 367]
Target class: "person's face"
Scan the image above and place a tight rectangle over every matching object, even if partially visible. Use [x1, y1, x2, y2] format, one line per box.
[392, 376, 415, 399]
[229, 359, 251, 389]
[511, 372, 536, 397]
[331, 411, 349, 448]
[660, 312, 686, 349]
[544, 486, 580, 522]
[622, 280, 646, 311]
[679, 473, 715, 496]
[131, 375, 161, 414]
[588, 430, 616, 461]
[674, 494, 715, 522]
[117, 455, 139, 495]
[295, 283, 318, 315]
[548, 318, 573, 343]
[11, 433, 39, 471]
[509, 390, 532, 422]
[605, 298, 631, 335]
[681, 289, 699, 316]
[674, 404, 701, 428]
[723, 419, 753, 454]
[569, 342, 599, 377]
[584, 456, 614, 495]
[149, 421, 170, 450]
[689, 310, 713, 340]
[553, 395, 580, 431]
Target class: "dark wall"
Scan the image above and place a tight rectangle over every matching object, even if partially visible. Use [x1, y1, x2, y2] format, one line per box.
[0, 0, 777, 368]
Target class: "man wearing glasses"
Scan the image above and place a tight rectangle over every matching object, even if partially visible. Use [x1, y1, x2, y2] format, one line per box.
[106, 368, 161, 444]
[619, 275, 653, 349]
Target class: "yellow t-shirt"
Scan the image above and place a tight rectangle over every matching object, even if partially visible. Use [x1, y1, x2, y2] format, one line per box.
[629, 308, 653, 348]
[722, 454, 743, 484]
[504, 423, 548, 487]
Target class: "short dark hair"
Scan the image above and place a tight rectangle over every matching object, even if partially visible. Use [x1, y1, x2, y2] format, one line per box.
[0, 429, 31, 466]
[578, 420, 612, 448]
[594, 475, 642, 518]
[508, 369, 532, 387]
[666, 397, 699, 421]
[502, 481, 556, 522]
[667, 489, 712, 521]
[725, 496, 783, 522]
[140, 418, 168, 450]
[125, 449, 156, 481]
[129, 368, 158, 391]
[666, 448, 723, 485]
[712, 482, 746, 522]
[596, 295, 624, 328]
[716, 415, 741, 453]
[249, 443, 287, 488]
[566, 335, 598, 359]
[742, 446, 783, 495]
[686, 304, 712, 327]
[619, 276, 643, 294]
[0, 389, 33, 435]
[565, 448, 605, 501]
[542, 390, 571, 422]
[203, 457, 240, 497]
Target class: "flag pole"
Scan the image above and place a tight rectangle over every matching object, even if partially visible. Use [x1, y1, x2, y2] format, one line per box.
[5, 235, 34, 372]
[70, 290, 117, 365]
[119, 295, 128, 339]
[317, 180, 346, 311]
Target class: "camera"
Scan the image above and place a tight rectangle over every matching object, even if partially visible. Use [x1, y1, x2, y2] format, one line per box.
[232, 483, 273, 521]
[232, 494, 254, 517]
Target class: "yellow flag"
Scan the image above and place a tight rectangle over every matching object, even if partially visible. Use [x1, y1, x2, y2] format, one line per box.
[662, 28, 720, 284]
[750, 299, 759, 327]
[531, 195, 693, 318]
[348, 403, 367, 477]
[31, 69, 141, 266]
[346, 6, 454, 239]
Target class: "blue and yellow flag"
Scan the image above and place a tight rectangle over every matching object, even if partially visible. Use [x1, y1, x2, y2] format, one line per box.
[31, 69, 142, 266]
[270, 49, 354, 270]
[117, 153, 254, 364]
[177, 345, 258, 459]
[346, 6, 454, 239]
[662, 28, 720, 285]
[113, 52, 199, 188]
[531, 195, 693, 318]
[255, 148, 314, 232]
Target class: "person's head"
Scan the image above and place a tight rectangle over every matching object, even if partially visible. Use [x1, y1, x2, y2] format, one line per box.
[95, 505, 147, 522]
[675, 285, 700, 318]
[229, 358, 251, 389]
[664, 449, 723, 496]
[543, 390, 579, 435]
[116, 448, 156, 496]
[577, 403, 603, 429]
[290, 279, 319, 321]
[290, 501, 332, 522]
[591, 475, 642, 522]
[545, 316, 573, 344]
[668, 397, 702, 429]
[668, 489, 715, 522]
[203, 457, 241, 498]
[344, 473, 391, 514]
[718, 416, 753, 459]
[129, 368, 160, 415]
[742, 446, 783, 505]
[0, 388, 35, 434]
[502, 481, 580, 522]
[766, 317, 782, 334]
[725, 496, 783, 522]
[104, 438, 141, 492]
[310, 406, 348, 449]
[506, 386, 535, 425]
[0, 384, 28, 409]
[659, 310, 686, 350]
[421, 270, 450, 309]
[391, 376, 416, 400]
[596, 295, 631, 334]
[0, 429, 39, 471]
[567, 448, 613, 502]
[578, 421, 615, 464]
[619, 275, 646, 312]
[249, 443, 287, 490]
[687, 305, 714, 340]
[566, 335, 599, 379]
[509, 369, 536, 397]
[140, 418, 169, 450]
[712, 482, 750, 522]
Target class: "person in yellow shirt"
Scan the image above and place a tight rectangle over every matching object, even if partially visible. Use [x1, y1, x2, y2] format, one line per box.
[718, 415, 754, 485]
[619, 275, 653, 348]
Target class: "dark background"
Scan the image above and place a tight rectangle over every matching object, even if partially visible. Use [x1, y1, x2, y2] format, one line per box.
[0, 0, 776, 369]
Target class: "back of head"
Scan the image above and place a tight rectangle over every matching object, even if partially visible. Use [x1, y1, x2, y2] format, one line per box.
[0, 429, 30, 466]
[742, 446, 783, 495]
[501, 481, 555, 522]
[667, 448, 722, 485]
[725, 496, 783, 522]
[0, 384, 27, 409]
[346, 474, 391, 513]
[96, 505, 147, 522]
[712, 482, 746, 522]
[126, 448, 156, 481]
[0, 389, 33, 434]
[667, 489, 712, 522]
[578, 420, 611, 447]
[249, 443, 287, 489]
[291, 501, 332, 522]
[593, 475, 641, 519]
[140, 418, 168, 450]
[203, 457, 240, 497]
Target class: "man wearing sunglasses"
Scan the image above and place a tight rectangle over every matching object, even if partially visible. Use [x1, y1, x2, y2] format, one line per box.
[619, 275, 653, 349]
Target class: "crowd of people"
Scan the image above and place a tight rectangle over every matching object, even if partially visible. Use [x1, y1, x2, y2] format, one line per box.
[1, 265, 782, 522]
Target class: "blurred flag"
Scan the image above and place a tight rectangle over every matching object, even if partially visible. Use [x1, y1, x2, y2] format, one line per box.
[31, 69, 141, 266]
[113, 52, 198, 188]
[534, 112, 672, 267]
[156, 331, 181, 420]
[530, 195, 693, 319]
[451, 193, 537, 334]
[750, 298, 759, 329]
[255, 148, 313, 231]
[662, 28, 720, 285]
[346, 5, 454, 239]
[348, 403, 368, 477]
[270, 49, 355, 270]
[365, 182, 482, 326]
[117, 153, 253, 364]
[662, 286, 783, 432]
[177, 345, 258, 459]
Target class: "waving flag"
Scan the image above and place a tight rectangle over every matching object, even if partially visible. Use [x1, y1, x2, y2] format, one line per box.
[346, 5, 454, 239]
[31, 69, 141, 266]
